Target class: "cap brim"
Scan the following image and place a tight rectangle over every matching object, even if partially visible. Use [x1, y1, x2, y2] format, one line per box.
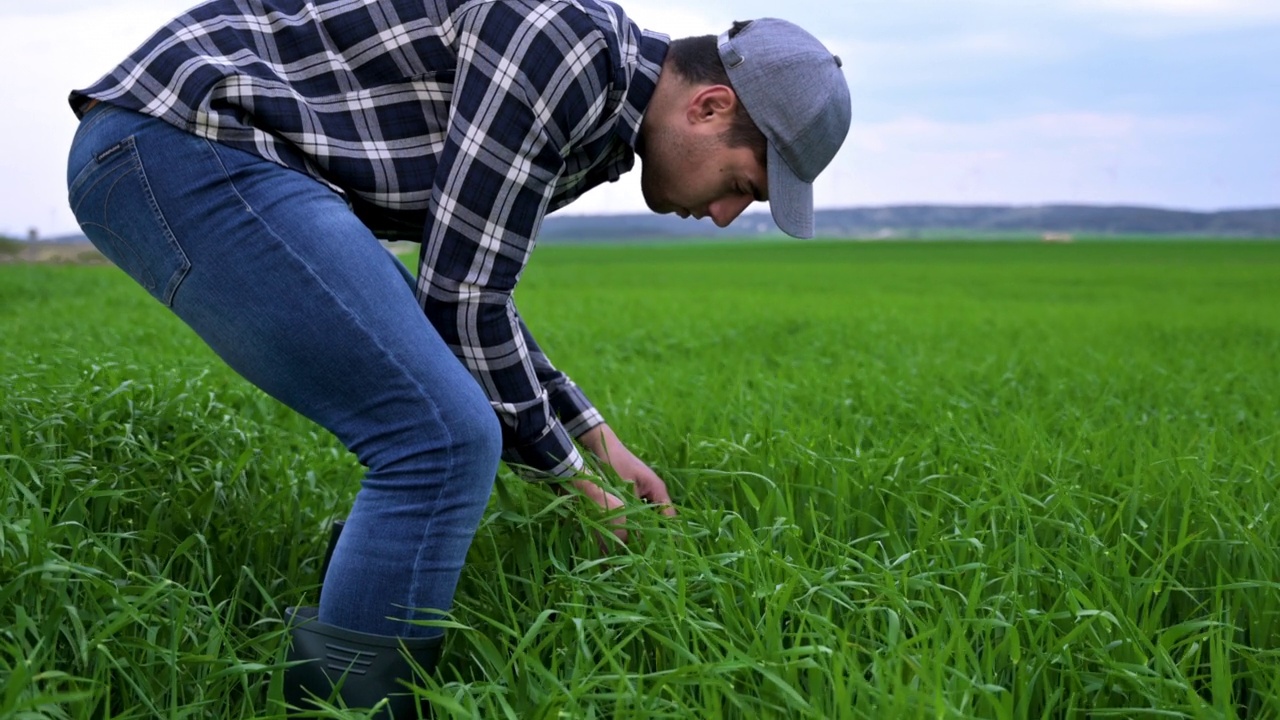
[767, 143, 814, 239]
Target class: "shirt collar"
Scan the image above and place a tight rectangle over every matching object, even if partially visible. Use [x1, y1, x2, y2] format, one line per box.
[615, 29, 669, 151]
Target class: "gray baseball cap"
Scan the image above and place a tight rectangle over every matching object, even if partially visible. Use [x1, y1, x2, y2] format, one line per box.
[718, 19, 851, 239]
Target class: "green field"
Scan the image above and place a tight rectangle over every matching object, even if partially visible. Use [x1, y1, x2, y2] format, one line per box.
[2, 240, 1278, 719]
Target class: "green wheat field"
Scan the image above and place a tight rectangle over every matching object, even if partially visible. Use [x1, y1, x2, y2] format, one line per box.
[2, 239, 1278, 719]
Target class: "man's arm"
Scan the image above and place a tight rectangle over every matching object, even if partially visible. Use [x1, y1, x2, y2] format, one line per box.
[414, 2, 612, 479]
[517, 312, 676, 520]
[515, 314, 605, 439]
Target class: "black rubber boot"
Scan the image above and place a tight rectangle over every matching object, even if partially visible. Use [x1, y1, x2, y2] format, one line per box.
[283, 606, 441, 718]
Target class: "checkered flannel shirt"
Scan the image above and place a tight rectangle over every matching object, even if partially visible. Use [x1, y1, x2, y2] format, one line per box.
[71, 0, 670, 478]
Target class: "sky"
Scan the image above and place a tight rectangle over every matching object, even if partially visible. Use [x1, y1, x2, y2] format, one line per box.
[1, 0, 1277, 238]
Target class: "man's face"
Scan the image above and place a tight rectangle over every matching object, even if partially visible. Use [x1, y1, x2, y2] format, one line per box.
[639, 121, 768, 229]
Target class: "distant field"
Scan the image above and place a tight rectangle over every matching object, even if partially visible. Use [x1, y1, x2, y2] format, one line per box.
[2, 240, 1278, 718]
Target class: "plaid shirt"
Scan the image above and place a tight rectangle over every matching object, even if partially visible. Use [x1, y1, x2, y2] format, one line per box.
[71, 0, 669, 478]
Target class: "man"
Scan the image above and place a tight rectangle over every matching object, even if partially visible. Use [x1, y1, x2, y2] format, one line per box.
[66, 0, 849, 714]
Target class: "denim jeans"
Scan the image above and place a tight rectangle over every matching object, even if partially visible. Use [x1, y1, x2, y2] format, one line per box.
[67, 104, 502, 639]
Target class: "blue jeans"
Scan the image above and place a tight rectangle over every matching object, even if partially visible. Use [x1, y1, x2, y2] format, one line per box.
[66, 104, 502, 639]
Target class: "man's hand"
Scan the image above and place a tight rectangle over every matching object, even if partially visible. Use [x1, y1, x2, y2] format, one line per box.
[555, 423, 676, 551]
[579, 424, 678, 518]
[559, 477, 630, 547]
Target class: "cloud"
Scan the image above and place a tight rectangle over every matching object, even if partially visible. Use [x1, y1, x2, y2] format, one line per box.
[1065, 0, 1280, 34]
[834, 111, 1273, 210]
[1, 0, 1275, 237]
[0, 0, 199, 236]
[1072, 0, 1280, 19]
[569, 109, 1263, 218]
[851, 113, 1220, 151]
[0, 0, 195, 20]
[619, 1, 726, 36]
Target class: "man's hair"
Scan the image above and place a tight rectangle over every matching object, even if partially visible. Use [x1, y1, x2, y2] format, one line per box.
[666, 21, 767, 165]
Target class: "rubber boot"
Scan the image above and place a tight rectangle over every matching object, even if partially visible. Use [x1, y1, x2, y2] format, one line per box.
[283, 606, 441, 718]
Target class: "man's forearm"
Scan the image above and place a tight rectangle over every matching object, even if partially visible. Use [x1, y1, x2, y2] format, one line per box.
[580, 423, 620, 461]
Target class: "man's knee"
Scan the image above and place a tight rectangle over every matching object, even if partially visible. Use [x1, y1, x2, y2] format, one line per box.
[448, 393, 503, 475]
[355, 382, 502, 483]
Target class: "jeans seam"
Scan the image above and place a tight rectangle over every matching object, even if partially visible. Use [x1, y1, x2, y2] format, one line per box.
[69, 136, 137, 207]
[73, 103, 121, 142]
[201, 138, 461, 623]
[132, 139, 192, 305]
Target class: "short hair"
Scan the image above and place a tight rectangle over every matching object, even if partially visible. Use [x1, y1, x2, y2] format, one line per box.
[665, 21, 768, 166]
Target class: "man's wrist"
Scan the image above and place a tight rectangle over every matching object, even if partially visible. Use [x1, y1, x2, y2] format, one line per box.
[563, 405, 606, 440]
[580, 423, 617, 460]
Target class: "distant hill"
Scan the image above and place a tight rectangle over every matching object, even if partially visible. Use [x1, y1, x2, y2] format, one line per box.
[27, 232, 99, 245]
[14, 205, 1279, 247]
[537, 204, 1280, 241]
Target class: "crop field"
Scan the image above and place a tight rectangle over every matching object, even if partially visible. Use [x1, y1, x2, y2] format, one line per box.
[2, 239, 1279, 719]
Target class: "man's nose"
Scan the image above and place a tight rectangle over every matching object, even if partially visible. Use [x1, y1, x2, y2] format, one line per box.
[708, 195, 754, 228]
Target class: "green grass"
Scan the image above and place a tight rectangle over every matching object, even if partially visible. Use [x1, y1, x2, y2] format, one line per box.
[2, 240, 1278, 719]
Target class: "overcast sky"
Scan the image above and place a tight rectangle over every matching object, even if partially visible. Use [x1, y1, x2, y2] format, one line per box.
[1, 0, 1277, 238]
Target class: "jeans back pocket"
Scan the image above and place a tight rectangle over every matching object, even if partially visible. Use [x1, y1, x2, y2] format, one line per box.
[68, 134, 191, 307]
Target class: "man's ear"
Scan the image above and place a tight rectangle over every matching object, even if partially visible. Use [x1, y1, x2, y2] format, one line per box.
[685, 85, 737, 126]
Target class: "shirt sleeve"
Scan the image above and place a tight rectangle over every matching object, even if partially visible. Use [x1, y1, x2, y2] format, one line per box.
[414, 2, 612, 479]
[515, 312, 606, 439]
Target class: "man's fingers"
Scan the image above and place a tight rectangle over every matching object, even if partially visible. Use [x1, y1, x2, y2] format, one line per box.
[609, 516, 629, 543]
[574, 471, 678, 549]
[635, 476, 678, 517]
[642, 486, 678, 516]
[595, 488, 629, 550]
